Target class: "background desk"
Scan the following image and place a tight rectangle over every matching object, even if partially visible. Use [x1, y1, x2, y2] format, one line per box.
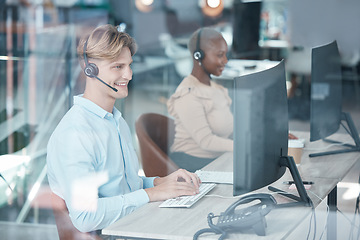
[215, 59, 279, 81]
[213, 59, 280, 91]
[102, 132, 359, 239]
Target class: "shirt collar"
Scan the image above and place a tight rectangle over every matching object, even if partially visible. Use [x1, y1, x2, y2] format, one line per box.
[73, 95, 122, 120]
[112, 106, 122, 122]
[181, 75, 215, 99]
[188, 75, 214, 88]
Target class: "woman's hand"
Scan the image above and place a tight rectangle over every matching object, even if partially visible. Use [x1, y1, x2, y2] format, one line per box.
[288, 133, 298, 139]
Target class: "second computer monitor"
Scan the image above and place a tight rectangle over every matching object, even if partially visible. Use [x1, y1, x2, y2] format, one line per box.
[233, 60, 288, 196]
[309, 40, 360, 157]
[310, 40, 342, 142]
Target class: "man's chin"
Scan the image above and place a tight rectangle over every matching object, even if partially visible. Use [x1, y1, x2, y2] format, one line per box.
[116, 92, 128, 99]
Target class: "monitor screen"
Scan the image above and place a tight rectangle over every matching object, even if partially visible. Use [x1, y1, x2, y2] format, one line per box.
[231, 0, 262, 59]
[310, 41, 342, 142]
[233, 60, 288, 196]
[309, 40, 360, 157]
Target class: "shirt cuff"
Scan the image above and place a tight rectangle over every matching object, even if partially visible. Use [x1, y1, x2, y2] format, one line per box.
[141, 176, 157, 188]
[125, 189, 150, 207]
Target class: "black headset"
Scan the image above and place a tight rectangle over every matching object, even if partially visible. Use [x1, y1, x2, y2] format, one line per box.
[83, 39, 99, 78]
[193, 29, 204, 61]
[82, 38, 118, 92]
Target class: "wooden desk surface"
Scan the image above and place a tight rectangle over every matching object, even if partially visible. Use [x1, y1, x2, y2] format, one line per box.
[292, 132, 359, 181]
[102, 132, 360, 239]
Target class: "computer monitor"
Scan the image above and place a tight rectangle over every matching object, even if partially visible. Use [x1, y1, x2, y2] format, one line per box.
[233, 60, 311, 206]
[309, 40, 360, 157]
[231, 0, 262, 59]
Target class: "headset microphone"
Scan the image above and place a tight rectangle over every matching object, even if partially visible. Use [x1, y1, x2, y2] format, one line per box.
[94, 76, 118, 92]
[83, 39, 118, 92]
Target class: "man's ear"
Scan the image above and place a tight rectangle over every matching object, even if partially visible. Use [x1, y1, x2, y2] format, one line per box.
[78, 58, 86, 70]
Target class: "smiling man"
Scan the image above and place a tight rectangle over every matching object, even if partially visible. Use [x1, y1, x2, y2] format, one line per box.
[46, 24, 200, 234]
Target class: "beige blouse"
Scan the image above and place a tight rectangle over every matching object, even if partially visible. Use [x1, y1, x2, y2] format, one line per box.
[167, 75, 233, 159]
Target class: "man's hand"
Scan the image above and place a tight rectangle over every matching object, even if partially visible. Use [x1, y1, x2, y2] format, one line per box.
[145, 169, 201, 202]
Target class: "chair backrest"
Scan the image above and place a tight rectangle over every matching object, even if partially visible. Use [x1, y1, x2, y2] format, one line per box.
[135, 113, 179, 177]
[51, 193, 102, 240]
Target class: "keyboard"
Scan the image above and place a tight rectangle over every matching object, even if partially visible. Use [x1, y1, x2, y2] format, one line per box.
[159, 183, 216, 208]
[195, 170, 233, 184]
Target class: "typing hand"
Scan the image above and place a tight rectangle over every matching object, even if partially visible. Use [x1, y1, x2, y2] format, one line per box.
[146, 169, 201, 202]
[164, 169, 201, 188]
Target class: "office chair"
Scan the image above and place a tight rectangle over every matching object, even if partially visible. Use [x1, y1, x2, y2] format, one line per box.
[135, 113, 179, 177]
[51, 193, 103, 240]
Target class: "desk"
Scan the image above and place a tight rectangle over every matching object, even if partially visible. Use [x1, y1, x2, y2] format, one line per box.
[132, 56, 173, 76]
[215, 59, 280, 81]
[130, 56, 175, 94]
[258, 40, 289, 61]
[213, 59, 280, 91]
[102, 132, 359, 239]
[118, 56, 175, 123]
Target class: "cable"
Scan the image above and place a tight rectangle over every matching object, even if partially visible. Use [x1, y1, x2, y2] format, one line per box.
[306, 200, 316, 240]
[337, 209, 360, 239]
[318, 205, 330, 240]
[308, 189, 324, 202]
[0, 173, 13, 192]
[270, 188, 316, 239]
[204, 194, 242, 199]
[347, 173, 360, 240]
[193, 213, 227, 240]
[308, 190, 330, 240]
[355, 174, 360, 240]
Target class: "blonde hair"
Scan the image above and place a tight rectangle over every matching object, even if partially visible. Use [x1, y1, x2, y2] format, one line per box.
[77, 24, 137, 63]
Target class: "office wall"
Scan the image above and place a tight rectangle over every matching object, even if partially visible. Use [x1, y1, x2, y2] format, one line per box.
[288, 0, 360, 61]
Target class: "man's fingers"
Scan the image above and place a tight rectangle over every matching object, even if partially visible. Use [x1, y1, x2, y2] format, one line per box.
[175, 169, 201, 189]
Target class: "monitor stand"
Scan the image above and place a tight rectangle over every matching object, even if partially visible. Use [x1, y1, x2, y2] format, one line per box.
[309, 112, 360, 157]
[269, 156, 312, 207]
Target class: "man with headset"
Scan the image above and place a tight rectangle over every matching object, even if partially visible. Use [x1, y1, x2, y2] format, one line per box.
[46, 24, 200, 233]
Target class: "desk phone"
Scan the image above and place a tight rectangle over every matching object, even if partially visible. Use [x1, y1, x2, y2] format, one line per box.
[194, 193, 277, 239]
[216, 193, 276, 235]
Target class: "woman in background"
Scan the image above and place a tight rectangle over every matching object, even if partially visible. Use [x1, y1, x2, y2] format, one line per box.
[167, 27, 233, 172]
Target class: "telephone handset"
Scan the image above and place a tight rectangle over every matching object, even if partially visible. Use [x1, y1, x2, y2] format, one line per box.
[193, 193, 277, 240]
[223, 193, 276, 216]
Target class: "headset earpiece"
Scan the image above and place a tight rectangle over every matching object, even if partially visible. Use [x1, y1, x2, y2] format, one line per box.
[193, 29, 204, 61]
[83, 39, 99, 78]
[81, 36, 118, 92]
[84, 62, 99, 78]
[193, 49, 204, 61]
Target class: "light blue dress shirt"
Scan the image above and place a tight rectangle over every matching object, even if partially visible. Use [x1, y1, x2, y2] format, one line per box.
[47, 95, 156, 232]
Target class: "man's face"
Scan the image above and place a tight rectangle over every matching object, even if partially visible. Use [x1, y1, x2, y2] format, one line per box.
[94, 47, 133, 99]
